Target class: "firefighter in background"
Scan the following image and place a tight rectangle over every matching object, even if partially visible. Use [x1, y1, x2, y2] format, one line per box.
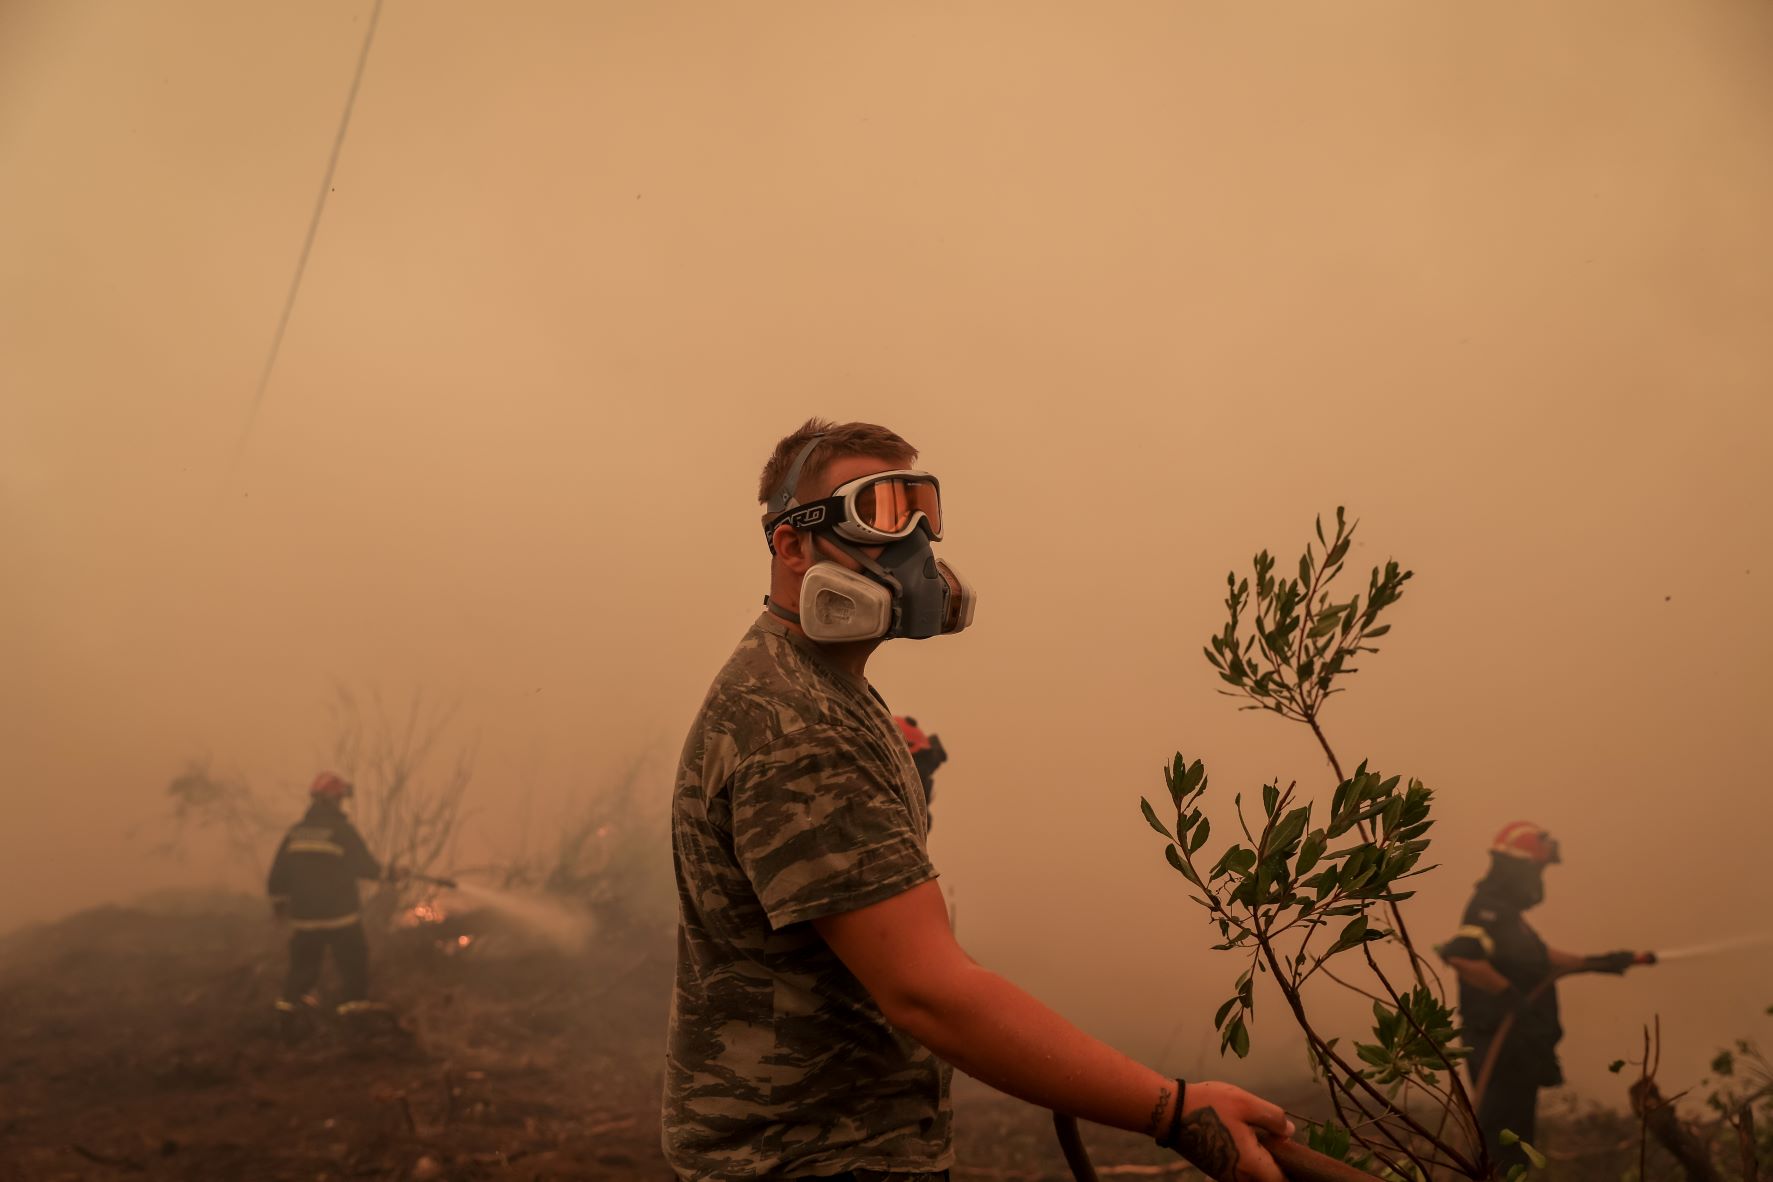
[1438, 822, 1654, 1175]
[893, 715, 947, 828]
[267, 772, 394, 1018]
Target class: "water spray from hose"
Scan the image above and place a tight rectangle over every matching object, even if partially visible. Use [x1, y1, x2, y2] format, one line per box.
[444, 880, 594, 955]
[1651, 933, 1773, 962]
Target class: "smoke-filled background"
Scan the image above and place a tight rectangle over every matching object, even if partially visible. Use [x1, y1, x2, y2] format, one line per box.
[3, 0, 1770, 1106]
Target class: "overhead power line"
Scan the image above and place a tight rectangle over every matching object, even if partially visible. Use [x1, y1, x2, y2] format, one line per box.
[233, 0, 386, 466]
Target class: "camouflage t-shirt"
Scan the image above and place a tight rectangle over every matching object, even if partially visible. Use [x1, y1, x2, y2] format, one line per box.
[663, 613, 953, 1180]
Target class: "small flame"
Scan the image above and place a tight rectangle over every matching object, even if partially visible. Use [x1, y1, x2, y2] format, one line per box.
[457, 935, 471, 947]
[595, 824, 614, 839]
[403, 901, 448, 926]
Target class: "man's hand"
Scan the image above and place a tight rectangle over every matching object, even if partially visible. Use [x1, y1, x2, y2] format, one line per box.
[1583, 950, 1639, 975]
[1169, 1080, 1295, 1182]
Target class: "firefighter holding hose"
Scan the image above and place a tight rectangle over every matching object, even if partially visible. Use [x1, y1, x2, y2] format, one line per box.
[1437, 822, 1654, 1175]
[664, 420, 1293, 1182]
[267, 771, 399, 1021]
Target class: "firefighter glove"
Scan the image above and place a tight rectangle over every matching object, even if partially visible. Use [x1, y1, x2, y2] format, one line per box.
[1584, 950, 1637, 975]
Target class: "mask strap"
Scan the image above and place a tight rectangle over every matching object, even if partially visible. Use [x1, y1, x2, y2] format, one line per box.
[822, 533, 904, 594]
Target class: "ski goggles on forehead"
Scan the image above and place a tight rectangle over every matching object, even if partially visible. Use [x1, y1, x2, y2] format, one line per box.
[764, 470, 943, 546]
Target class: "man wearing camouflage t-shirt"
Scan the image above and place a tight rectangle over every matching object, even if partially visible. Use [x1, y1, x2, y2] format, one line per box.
[664, 419, 1294, 1182]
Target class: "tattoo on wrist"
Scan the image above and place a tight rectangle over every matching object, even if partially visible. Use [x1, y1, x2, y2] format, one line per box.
[1175, 1105, 1241, 1181]
[1144, 1086, 1172, 1138]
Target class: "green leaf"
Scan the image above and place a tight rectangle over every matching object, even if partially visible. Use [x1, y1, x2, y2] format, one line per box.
[1211, 845, 1255, 879]
[1270, 806, 1310, 854]
[1355, 1042, 1389, 1067]
[1499, 1130, 1519, 1147]
[1230, 1018, 1250, 1058]
[1164, 844, 1202, 887]
[1608, 1060, 1626, 1074]
[1140, 798, 1173, 840]
[1711, 1050, 1736, 1076]
[1214, 997, 1239, 1029]
[1262, 782, 1280, 817]
[1296, 830, 1327, 876]
[1255, 858, 1276, 904]
[1521, 1141, 1547, 1169]
[1328, 915, 1370, 955]
[1189, 817, 1212, 853]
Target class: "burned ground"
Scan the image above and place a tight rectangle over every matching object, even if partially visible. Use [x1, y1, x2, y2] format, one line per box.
[0, 894, 673, 1181]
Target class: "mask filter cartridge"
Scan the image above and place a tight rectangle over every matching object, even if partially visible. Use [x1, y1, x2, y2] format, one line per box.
[800, 564, 895, 643]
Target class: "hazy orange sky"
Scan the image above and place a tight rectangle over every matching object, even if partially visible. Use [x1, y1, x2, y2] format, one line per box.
[3, 0, 1769, 1101]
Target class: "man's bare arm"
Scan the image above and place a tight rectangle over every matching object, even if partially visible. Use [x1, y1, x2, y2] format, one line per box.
[812, 881, 1293, 1182]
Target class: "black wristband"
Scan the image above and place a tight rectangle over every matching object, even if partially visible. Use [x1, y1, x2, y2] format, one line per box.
[1157, 1078, 1189, 1149]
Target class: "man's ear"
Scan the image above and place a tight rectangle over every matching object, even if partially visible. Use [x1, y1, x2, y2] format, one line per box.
[772, 524, 816, 573]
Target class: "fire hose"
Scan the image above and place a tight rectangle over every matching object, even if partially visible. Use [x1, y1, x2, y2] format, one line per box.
[390, 870, 458, 889]
[1052, 1112, 1379, 1182]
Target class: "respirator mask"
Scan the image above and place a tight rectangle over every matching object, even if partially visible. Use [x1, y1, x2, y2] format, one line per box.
[762, 438, 976, 644]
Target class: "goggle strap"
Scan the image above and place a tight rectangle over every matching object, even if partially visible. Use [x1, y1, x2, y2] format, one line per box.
[768, 493, 846, 535]
[763, 435, 827, 553]
[768, 435, 827, 516]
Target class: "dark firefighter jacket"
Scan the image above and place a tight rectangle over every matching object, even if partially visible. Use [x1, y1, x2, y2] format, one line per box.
[266, 802, 382, 929]
[1438, 878, 1564, 1085]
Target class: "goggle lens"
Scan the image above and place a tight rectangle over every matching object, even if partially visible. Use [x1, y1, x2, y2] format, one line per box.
[854, 476, 942, 539]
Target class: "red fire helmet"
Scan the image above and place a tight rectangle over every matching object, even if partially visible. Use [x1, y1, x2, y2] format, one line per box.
[893, 715, 931, 756]
[1491, 820, 1560, 865]
[309, 771, 355, 800]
